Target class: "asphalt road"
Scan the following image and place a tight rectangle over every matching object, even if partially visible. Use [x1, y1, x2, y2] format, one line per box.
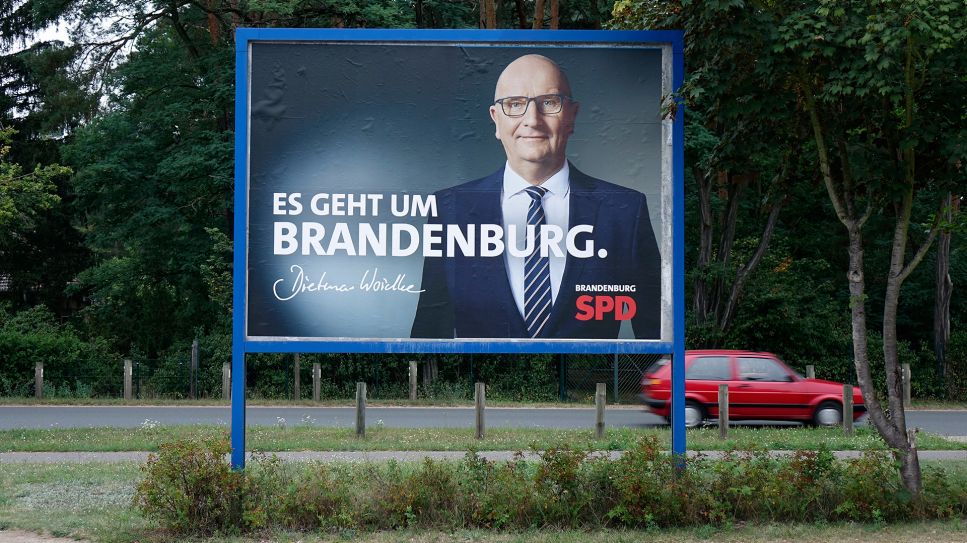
[1, 405, 965, 436]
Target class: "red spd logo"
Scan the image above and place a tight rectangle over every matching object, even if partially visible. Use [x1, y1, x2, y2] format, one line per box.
[575, 295, 636, 321]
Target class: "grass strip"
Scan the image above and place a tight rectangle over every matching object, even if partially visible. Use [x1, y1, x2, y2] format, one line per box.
[1, 425, 964, 453]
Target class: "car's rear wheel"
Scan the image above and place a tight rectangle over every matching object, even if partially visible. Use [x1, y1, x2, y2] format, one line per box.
[684, 400, 706, 429]
[813, 400, 843, 427]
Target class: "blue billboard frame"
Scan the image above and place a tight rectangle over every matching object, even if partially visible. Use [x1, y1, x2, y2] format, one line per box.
[233, 28, 685, 468]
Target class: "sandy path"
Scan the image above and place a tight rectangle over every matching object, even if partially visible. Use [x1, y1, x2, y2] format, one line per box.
[0, 530, 89, 543]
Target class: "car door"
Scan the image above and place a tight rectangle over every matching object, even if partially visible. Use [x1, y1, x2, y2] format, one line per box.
[729, 356, 803, 420]
[685, 355, 733, 418]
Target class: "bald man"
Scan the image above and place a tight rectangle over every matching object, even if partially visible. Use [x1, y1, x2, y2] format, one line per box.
[411, 54, 660, 340]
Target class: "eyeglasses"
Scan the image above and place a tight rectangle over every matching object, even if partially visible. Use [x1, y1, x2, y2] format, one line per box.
[494, 94, 571, 117]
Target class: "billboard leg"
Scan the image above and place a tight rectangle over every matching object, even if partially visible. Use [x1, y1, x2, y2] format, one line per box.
[671, 346, 686, 463]
[231, 346, 246, 469]
[671, 34, 686, 466]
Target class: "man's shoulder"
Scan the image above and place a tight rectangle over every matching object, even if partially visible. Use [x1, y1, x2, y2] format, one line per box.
[432, 169, 503, 200]
[570, 167, 647, 200]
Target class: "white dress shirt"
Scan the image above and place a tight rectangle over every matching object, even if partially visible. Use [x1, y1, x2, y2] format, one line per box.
[501, 161, 571, 319]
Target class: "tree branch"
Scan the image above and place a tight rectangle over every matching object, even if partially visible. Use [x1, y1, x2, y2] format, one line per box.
[803, 84, 851, 225]
[897, 199, 944, 284]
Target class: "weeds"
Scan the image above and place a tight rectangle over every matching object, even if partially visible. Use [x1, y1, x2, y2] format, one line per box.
[133, 437, 967, 536]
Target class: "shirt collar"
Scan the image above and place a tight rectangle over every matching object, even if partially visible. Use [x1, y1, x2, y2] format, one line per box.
[501, 161, 571, 202]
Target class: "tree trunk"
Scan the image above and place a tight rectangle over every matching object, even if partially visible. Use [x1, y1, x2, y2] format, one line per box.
[532, 0, 545, 29]
[513, 0, 527, 28]
[900, 430, 923, 496]
[882, 195, 912, 436]
[693, 166, 713, 325]
[843, 223, 907, 448]
[717, 199, 782, 332]
[934, 192, 954, 382]
[422, 359, 439, 388]
[708, 173, 743, 320]
[879, 193, 922, 494]
[479, 0, 492, 28]
[549, 0, 558, 29]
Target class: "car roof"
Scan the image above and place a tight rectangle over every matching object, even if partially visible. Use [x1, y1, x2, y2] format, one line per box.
[685, 349, 778, 357]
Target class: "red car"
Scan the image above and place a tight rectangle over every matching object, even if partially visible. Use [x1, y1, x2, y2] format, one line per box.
[640, 350, 866, 428]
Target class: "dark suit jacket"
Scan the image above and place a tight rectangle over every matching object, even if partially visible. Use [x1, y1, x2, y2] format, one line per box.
[410, 164, 660, 339]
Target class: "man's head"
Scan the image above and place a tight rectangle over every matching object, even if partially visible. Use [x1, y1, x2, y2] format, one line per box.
[489, 55, 579, 185]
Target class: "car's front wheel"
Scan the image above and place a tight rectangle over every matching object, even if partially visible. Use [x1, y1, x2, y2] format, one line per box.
[813, 400, 843, 427]
[684, 400, 706, 429]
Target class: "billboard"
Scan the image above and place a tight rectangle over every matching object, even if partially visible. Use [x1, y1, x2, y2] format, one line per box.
[237, 29, 682, 353]
[232, 28, 686, 468]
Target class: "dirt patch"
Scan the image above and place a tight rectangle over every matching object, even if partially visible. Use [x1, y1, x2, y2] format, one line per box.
[0, 530, 90, 543]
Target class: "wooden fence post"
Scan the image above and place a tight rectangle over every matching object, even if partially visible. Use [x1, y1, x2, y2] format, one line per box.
[312, 363, 321, 402]
[902, 363, 911, 408]
[595, 383, 606, 439]
[806, 365, 815, 379]
[843, 384, 854, 436]
[190, 339, 199, 400]
[34, 362, 43, 399]
[475, 382, 486, 439]
[222, 362, 231, 400]
[123, 359, 133, 401]
[718, 384, 729, 439]
[355, 382, 366, 438]
[409, 361, 418, 401]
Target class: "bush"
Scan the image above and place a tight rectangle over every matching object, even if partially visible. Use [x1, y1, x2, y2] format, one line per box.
[459, 450, 535, 529]
[0, 306, 119, 397]
[135, 437, 967, 535]
[133, 438, 244, 535]
[945, 329, 967, 400]
[384, 458, 464, 527]
[609, 435, 715, 527]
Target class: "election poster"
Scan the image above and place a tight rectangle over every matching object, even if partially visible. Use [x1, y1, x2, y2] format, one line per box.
[243, 37, 673, 343]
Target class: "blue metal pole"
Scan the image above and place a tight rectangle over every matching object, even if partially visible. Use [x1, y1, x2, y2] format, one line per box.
[230, 29, 252, 470]
[670, 32, 687, 460]
[230, 345, 246, 469]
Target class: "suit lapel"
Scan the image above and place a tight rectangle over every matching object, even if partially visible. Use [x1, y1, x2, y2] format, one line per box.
[542, 165, 601, 337]
[459, 168, 526, 335]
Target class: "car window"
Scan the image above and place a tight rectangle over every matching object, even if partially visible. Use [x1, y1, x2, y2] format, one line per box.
[645, 357, 669, 375]
[738, 357, 791, 382]
[685, 356, 731, 381]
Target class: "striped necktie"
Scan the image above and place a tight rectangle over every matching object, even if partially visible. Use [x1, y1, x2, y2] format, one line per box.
[523, 185, 552, 338]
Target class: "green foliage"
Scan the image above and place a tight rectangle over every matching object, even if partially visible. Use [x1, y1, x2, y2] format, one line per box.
[0, 305, 118, 396]
[133, 438, 245, 535]
[64, 30, 235, 352]
[0, 126, 66, 237]
[134, 437, 967, 535]
[945, 330, 967, 400]
[0, 127, 78, 309]
[0, 0, 964, 408]
[610, 435, 711, 526]
[459, 450, 534, 528]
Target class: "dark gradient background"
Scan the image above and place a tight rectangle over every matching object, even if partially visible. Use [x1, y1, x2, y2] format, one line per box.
[246, 42, 663, 339]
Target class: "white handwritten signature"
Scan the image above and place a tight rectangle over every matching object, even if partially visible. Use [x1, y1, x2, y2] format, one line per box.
[273, 265, 423, 301]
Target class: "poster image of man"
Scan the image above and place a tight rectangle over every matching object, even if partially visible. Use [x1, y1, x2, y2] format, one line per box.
[411, 54, 661, 340]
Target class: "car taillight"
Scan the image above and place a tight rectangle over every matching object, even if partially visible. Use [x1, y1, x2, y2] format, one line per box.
[650, 379, 661, 386]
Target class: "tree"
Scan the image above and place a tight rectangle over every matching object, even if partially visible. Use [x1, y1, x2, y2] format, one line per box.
[934, 194, 961, 382]
[611, 0, 801, 342]
[610, 0, 966, 494]
[0, 126, 71, 304]
[777, 0, 966, 493]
